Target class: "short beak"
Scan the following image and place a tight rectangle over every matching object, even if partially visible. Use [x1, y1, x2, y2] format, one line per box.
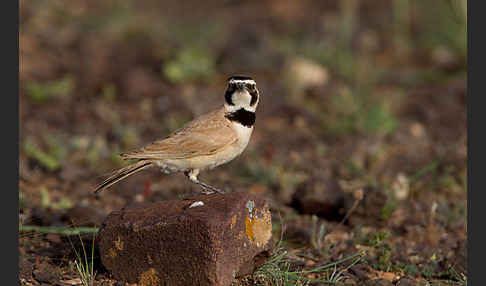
[236, 82, 245, 90]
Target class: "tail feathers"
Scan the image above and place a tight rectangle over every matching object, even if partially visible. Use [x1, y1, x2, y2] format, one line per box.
[94, 161, 152, 194]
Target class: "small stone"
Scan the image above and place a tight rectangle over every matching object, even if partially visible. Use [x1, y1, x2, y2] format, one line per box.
[134, 194, 145, 202]
[431, 46, 456, 66]
[19, 259, 34, 281]
[189, 201, 204, 208]
[409, 122, 425, 138]
[395, 277, 416, 286]
[391, 173, 409, 201]
[33, 262, 58, 284]
[286, 57, 329, 88]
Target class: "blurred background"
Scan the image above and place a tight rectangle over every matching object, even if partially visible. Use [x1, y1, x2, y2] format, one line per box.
[19, 0, 467, 284]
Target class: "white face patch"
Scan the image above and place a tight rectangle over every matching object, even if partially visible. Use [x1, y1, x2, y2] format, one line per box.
[232, 90, 252, 106]
[225, 89, 257, 113]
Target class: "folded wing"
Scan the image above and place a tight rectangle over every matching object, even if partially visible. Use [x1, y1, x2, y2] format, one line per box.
[121, 108, 236, 160]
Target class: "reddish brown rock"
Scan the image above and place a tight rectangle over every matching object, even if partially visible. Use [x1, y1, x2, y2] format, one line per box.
[97, 191, 272, 286]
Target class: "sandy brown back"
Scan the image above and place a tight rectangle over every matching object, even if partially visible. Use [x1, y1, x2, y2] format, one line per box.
[121, 107, 237, 160]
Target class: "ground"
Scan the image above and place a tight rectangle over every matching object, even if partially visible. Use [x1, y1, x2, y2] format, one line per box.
[19, 0, 467, 285]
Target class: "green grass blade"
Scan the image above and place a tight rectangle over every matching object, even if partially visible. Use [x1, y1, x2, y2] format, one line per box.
[19, 225, 99, 235]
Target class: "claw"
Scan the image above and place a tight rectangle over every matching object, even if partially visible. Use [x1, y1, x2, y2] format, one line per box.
[199, 183, 225, 194]
[200, 189, 215, 195]
[185, 170, 225, 194]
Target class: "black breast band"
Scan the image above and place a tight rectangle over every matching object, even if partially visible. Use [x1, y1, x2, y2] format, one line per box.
[225, 108, 256, 127]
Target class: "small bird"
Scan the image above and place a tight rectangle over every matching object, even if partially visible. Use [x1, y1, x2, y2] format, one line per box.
[94, 75, 260, 195]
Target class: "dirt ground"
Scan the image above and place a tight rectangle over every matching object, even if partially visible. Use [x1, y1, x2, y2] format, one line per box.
[19, 1, 467, 285]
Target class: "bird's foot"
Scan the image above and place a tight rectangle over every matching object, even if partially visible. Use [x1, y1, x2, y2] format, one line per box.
[200, 189, 215, 195]
[198, 182, 225, 195]
[185, 170, 226, 195]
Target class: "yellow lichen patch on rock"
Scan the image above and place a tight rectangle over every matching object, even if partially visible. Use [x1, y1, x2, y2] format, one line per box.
[230, 215, 237, 229]
[139, 268, 160, 286]
[108, 248, 117, 258]
[245, 216, 253, 240]
[114, 236, 124, 251]
[244, 210, 272, 248]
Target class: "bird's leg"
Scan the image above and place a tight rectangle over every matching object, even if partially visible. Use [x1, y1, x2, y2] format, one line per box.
[185, 169, 225, 194]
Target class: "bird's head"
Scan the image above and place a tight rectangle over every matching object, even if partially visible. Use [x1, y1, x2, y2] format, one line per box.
[224, 75, 259, 113]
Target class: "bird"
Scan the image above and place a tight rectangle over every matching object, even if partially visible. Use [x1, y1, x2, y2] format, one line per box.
[93, 75, 260, 195]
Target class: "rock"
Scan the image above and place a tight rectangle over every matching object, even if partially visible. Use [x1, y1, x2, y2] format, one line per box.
[349, 264, 370, 281]
[19, 258, 34, 281]
[346, 186, 388, 226]
[33, 262, 59, 284]
[284, 57, 329, 92]
[97, 191, 273, 286]
[284, 223, 313, 245]
[290, 180, 345, 221]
